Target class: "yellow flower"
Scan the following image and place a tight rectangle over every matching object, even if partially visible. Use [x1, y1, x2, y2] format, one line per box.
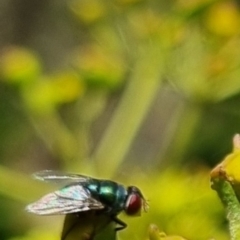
[0, 46, 41, 84]
[205, 2, 240, 37]
[211, 134, 240, 183]
[23, 71, 85, 114]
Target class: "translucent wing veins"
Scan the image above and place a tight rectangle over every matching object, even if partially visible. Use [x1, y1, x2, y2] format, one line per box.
[26, 184, 104, 215]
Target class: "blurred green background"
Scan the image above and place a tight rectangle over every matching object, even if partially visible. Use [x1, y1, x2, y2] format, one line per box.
[1, 0, 240, 239]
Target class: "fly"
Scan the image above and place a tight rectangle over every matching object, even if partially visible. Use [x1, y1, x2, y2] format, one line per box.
[26, 170, 149, 231]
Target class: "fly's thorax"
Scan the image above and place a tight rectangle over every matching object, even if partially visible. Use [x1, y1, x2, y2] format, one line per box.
[98, 180, 120, 205]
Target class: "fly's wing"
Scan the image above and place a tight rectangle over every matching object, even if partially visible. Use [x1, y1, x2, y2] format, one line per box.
[26, 185, 104, 215]
[33, 170, 90, 184]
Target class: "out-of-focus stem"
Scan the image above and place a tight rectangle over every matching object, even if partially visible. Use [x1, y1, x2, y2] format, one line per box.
[93, 45, 165, 177]
[29, 112, 80, 171]
[163, 102, 203, 165]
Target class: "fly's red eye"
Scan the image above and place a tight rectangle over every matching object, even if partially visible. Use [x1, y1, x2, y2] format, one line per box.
[125, 193, 142, 215]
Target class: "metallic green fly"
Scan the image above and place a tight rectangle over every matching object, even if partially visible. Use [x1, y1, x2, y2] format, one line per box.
[26, 170, 149, 235]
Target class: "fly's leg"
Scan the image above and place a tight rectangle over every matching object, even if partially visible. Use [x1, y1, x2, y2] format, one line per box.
[111, 216, 127, 231]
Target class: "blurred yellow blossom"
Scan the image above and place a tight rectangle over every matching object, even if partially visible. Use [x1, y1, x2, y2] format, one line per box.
[49, 72, 85, 104]
[23, 71, 85, 114]
[204, 2, 240, 37]
[148, 224, 187, 240]
[0, 46, 41, 84]
[73, 44, 125, 90]
[69, 0, 106, 24]
[128, 9, 163, 38]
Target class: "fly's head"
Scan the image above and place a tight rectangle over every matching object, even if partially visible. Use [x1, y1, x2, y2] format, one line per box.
[124, 186, 149, 216]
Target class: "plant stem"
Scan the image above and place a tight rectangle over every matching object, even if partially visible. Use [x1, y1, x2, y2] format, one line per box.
[29, 112, 80, 170]
[93, 45, 165, 177]
[162, 102, 203, 165]
[212, 180, 240, 240]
